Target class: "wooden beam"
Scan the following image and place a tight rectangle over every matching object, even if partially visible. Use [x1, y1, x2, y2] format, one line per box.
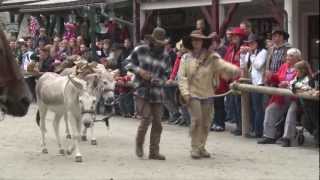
[266, 0, 286, 28]
[140, 10, 154, 39]
[200, 6, 214, 31]
[218, 3, 239, 39]
[231, 83, 319, 101]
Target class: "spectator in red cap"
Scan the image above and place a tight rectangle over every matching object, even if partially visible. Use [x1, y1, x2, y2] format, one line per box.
[221, 27, 247, 136]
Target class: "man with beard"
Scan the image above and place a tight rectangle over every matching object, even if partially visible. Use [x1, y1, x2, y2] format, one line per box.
[125, 27, 171, 160]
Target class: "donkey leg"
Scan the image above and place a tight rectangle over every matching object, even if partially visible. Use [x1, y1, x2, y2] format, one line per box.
[52, 113, 64, 155]
[64, 113, 71, 139]
[81, 127, 88, 141]
[39, 106, 48, 154]
[67, 113, 82, 162]
[90, 124, 97, 145]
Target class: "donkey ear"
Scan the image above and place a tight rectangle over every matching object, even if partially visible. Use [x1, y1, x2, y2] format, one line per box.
[93, 75, 99, 88]
[68, 75, 86, 90]
[84, 73, 99, 88]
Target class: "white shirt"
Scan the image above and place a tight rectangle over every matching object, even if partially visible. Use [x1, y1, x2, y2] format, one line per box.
[21, 50, 34, 71]
[240, 49, 268, 85]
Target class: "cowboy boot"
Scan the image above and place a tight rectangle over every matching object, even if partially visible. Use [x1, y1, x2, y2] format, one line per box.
[149, 144, 166, 160]
[199, 148, 211, 158]
[149, 122, 165, 160]
[135, 124, 149, 158]
[190, 148, 201, 159]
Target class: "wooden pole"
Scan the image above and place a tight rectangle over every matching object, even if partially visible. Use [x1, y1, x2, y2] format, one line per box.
[88, 6, 96, 56]
[212, 0, 219, 34]
[218, 3, 239, 39]
[133, 0, 140, 45]
[241, 88, 251, 137]
[231, 83, 319, 101]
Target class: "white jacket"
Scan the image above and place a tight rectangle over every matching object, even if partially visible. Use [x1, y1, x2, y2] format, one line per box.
[240, 49, 267, 85]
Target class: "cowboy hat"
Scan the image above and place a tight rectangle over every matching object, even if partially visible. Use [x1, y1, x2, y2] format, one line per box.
[182, 30, 214, 50]
[272, 27, 290, 40]
[244, 33, 259, 43]
[144, 27, 169, 46]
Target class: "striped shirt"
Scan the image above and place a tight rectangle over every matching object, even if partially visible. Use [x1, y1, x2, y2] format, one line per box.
[269, 43, 290, 73]
[125, 45, 171, 103]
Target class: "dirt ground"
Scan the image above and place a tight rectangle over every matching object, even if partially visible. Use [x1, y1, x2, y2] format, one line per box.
[0, 104, 318, 180]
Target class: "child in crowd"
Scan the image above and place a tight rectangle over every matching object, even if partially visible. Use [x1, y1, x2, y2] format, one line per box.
[290, 61, 312, 92]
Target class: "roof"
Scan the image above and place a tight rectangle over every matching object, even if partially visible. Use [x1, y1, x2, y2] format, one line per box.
[140, 0, 252, 10]
[0, 0, 127, 12]
[19, 0, 127, 13]
[0, 0, 40, 11]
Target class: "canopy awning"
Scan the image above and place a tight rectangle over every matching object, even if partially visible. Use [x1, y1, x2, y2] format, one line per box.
[140, 0, 252, 10]
[0, 0, 41, 11]
[19, 0, 127, 13]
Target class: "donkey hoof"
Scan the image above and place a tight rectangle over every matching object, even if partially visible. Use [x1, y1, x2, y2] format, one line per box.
[42, 148, 48, 154]
[81, 135, 87, 141]
[91, 139, 97, 145]
[59, 149, 65, 155]
[66, 150, 72, 155]
[66, 134, 72, 139]
[75, 156, 83, 162]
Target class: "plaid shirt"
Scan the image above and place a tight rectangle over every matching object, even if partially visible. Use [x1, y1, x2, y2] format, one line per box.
[125, 45, 171, 103]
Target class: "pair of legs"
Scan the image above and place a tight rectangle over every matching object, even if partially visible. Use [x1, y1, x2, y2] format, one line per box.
[38, 106, 83, 162]
[135, 97, 165, 160]
[259, 100, 298, 146]
[250, 92, 265, 137]
[119, 93, 134, 117]
[228, 95, 242, 135]
[163, 86, 180, 122]
[188, 98, 213, 158]
[211, 96, 226, 131]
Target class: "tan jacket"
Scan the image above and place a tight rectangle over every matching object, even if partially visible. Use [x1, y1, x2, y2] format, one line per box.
[178, 51, 239, 98]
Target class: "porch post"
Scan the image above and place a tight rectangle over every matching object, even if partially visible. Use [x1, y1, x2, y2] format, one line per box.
[284, 0, 298, 47]
[212, 0, 219, 33]
[133, 0, 140, 45]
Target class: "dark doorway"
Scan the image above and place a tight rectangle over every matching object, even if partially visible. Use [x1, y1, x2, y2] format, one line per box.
[308, 15, 319, 69]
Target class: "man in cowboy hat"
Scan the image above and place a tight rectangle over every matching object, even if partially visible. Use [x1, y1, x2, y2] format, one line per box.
[125, 27, 171, 160]
[265, 27, 291, 74]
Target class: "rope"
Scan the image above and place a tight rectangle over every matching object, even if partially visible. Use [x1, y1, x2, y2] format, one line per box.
[191, 89, 234, 101]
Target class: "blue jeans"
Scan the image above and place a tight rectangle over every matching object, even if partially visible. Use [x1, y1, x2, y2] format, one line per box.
[180, 106, 190, 125]
[119, 93, 134, 116]
[250, 92, 265, 137]
[212, 96, 226, 128]
[229, 95, 242, 130]
[163, 86, 180, 121]
[225, 95, 233, 121]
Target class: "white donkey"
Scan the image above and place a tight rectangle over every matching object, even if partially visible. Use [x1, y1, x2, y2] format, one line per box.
[80, 72, 115, 145]
[36, 72, 96, 162]
[60, 64, 116, 145]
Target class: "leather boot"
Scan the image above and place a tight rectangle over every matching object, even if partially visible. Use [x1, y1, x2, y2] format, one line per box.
[149, 153, 166, 160]
[190, 149, 201, 159]
[199, 148, 211, 158]
[135, 127, 147, 158]
[135, 142, 144, 158]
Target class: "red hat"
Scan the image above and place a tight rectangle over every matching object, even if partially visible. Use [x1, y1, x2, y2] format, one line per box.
[64, 23, 76, 30]
[230, 27, 246, 37]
